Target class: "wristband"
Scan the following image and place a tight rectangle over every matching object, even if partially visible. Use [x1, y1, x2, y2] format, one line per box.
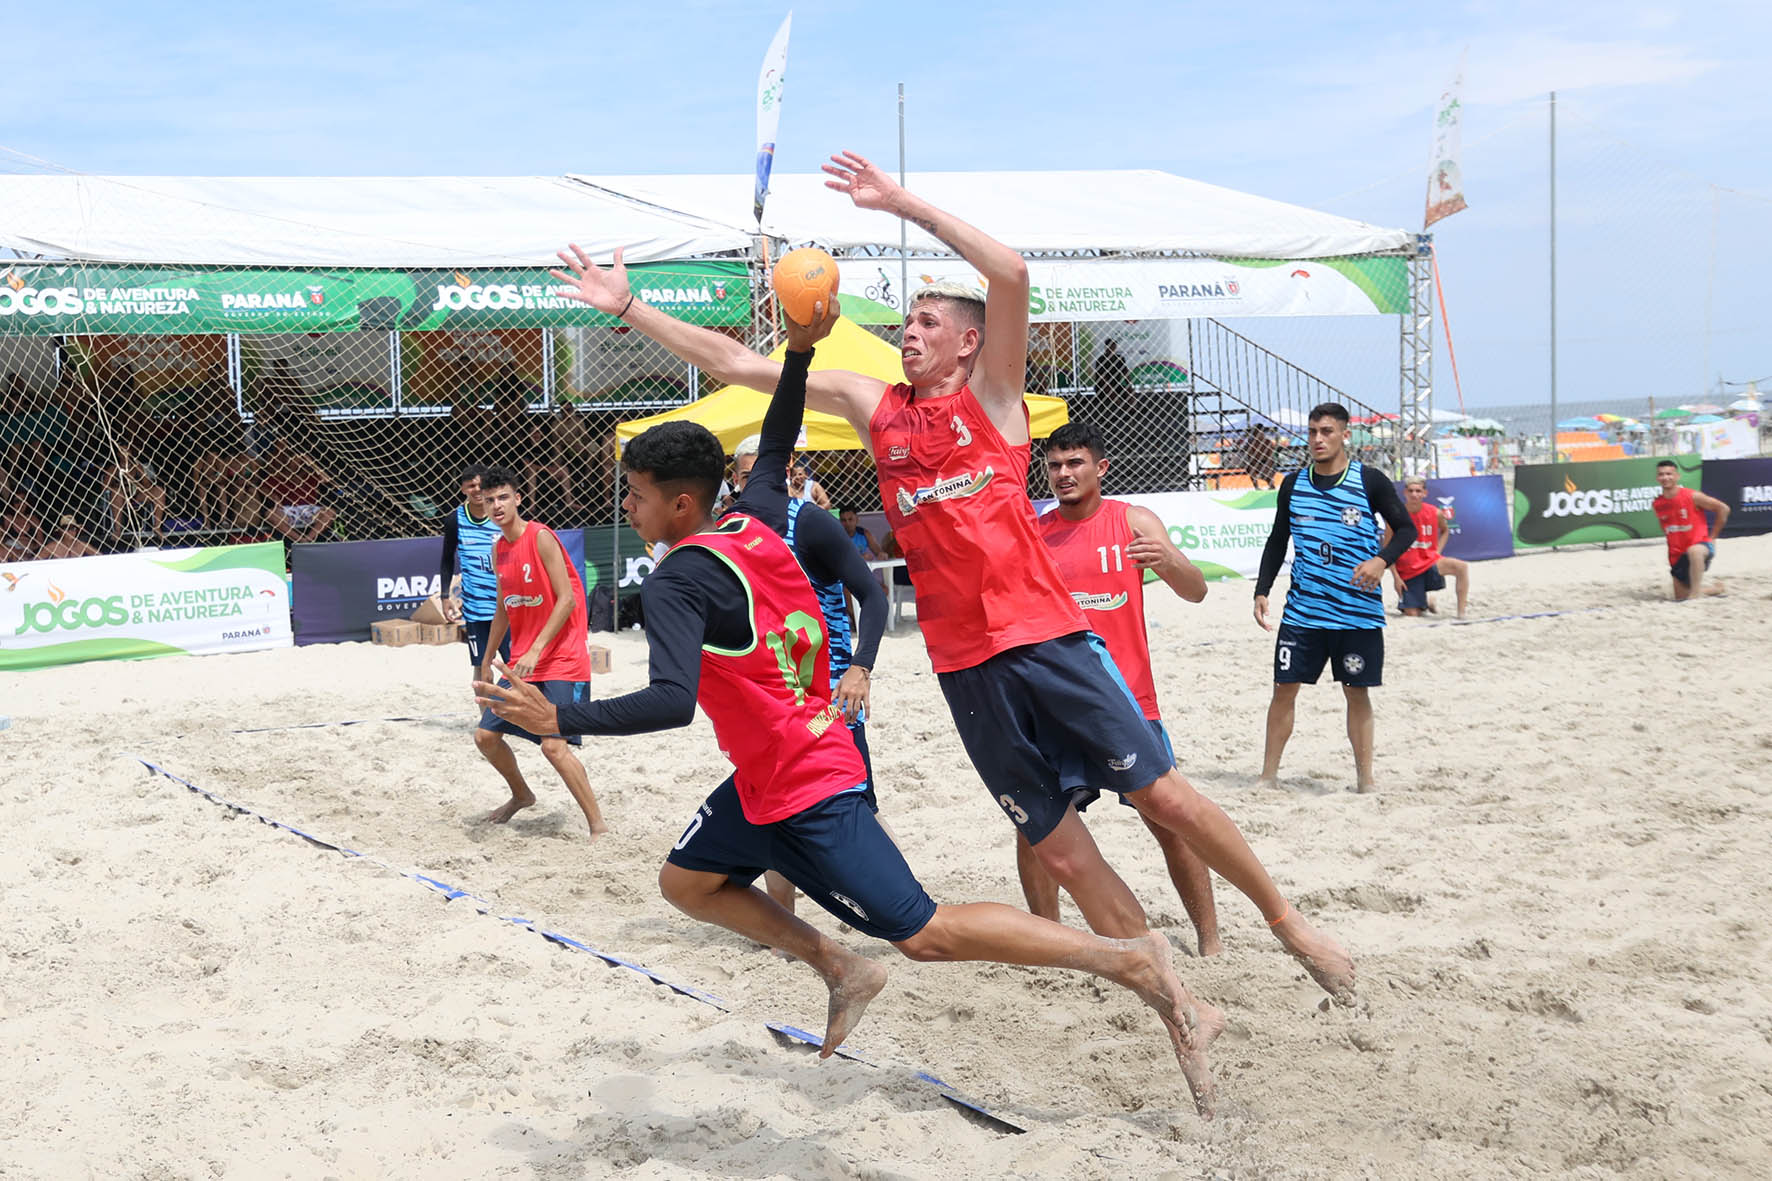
[616, 293, 635, 319]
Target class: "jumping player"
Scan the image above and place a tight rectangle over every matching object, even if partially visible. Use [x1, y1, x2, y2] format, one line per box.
[476, 311, 1220, 1115]
[1652, 459, 1728, 600]
[1018, 421, 1221, 957]
[474, 467, 608, 837]
[1387, 476, 1471, 618]
[549, 149, 1354, 1003]
[1253, 404, 1415, 794]
[439, 465, 511, 671]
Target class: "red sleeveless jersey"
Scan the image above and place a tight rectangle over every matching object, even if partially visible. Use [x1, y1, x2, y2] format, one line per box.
[1652, 486, 1710, 563]
[668, 515, 867, 825]
[1394, 502, 1444, 580]
[870, 383, 1085, 672]
[495, 522, 590, 681]
[1037, 499, 1160, 720]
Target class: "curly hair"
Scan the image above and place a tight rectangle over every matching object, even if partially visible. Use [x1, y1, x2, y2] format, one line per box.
[622, 421, 726, 510]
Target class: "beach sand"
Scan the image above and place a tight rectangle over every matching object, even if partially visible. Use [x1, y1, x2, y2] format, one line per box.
[3, 535, 1769, 1178]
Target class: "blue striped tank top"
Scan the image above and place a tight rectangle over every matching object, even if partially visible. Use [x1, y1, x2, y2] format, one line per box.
[785, 500, 854, 685]
[1282, 461, 1386, 630]
[455, 504, 502, 622]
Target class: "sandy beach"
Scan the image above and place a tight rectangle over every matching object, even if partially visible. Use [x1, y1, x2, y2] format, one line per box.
[3, 535, 1769, 1179]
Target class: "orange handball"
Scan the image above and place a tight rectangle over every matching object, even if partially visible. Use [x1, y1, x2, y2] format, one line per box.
[772, 247, 839, 326]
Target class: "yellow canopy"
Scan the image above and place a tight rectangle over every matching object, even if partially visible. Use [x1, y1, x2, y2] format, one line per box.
[615, 316, 1069, 453]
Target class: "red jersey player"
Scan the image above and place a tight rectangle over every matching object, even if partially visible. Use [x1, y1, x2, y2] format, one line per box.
[548, 151, 1354, 1010]
[1652, 459, 1728, 599]
[478, 310, 1220, 1116]
[1020, 420, 1222, 957]
[474, 468, 608, 837]
[1387, 476, 1472, 618]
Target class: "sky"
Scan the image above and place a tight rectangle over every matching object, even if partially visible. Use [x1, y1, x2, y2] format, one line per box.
[5, 0, 1769, 412]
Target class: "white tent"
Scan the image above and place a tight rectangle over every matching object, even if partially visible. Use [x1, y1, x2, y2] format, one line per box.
[0, 175, 751, 267]
[571, 171, 1412, 260]
[0, 170, 1411, 267]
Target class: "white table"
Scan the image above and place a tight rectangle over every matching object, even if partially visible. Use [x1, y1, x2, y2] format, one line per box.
[865, 558, 913, 629]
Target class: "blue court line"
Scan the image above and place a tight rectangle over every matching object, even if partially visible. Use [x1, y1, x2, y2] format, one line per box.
[133, 756, 1027, 1134]
[230, 712, 469, 735]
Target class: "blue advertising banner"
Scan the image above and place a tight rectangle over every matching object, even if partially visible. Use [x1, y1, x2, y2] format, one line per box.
[293, 529, 585, 645]
[1393, 474, 1513, 561]
[1700, 457, 1772, 537]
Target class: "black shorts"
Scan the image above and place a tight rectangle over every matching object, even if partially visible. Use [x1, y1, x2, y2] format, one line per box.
[1070, 718, 1176, 814]
[936, 631, 1174, 844]
[848, 719, 877, 811]
[464, 618, 512, 667]
[666, 775, 936, 943]
[477, 679, 586, 746]
[1274, 623, 1383, 687]
[1399, 566, 1445, 611]
[1670, 542, 1715, 586]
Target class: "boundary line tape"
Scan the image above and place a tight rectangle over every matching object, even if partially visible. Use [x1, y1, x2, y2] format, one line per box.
[132, 756, 1027, 1135]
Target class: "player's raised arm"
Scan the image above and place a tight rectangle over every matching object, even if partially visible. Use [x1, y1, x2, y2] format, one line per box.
[1126, 505, 1207, 603]
[824, 151, 1030, 424]
[551, 244, 884, 440]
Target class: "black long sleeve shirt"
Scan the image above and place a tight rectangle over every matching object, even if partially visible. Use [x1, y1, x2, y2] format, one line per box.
[555, 349, 820, 737]
[1254, 464, 1416, 598]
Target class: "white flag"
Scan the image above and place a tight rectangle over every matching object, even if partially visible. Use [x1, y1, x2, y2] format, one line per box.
[1425, 52, 1468, 228]
[754, 12, 792, 225]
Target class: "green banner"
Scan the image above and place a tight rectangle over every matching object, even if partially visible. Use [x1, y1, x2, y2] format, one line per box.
[1512, 455, 1700, 547]
[0, 262, 751, 336]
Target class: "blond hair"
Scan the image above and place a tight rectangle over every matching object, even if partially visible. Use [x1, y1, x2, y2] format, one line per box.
[910, 282, 986, 335]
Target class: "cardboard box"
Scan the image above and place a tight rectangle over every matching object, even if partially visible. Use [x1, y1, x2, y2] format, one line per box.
[415, 622, 458, 646]
[588, 644, 611, 675]
[370, 619, 422, 647]
[410, 594, 454, 625]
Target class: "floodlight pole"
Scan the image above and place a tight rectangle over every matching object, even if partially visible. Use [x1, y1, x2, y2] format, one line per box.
[1548, 90, 1558, 460]
[898, 83, 908, 320]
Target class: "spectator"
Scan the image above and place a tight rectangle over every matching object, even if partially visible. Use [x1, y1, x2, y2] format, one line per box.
[104, 443, 168, 546]
[838, 504, 883, 559]
[1094, 338, 1134, 439]
[789, 456, 831, 509]
[188, 363, 258, 528]
[522, 412, 579, 519]
[37, 513, 97, 561]
[1, 492, 46, 563]
[1240, 423, 1279, 489]
[260, 436, 337, 543]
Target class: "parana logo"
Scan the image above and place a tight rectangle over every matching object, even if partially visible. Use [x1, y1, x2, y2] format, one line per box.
[1741, 484, 1772, 507]
[1540, 474, 1658, 518]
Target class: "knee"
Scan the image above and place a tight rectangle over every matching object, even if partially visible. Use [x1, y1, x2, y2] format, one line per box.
[657, 864, 695, 910]
[1138, 774, 1209, 829]
[540, 737, 570, 759]
[893, 923, 950, 963]
[473, 727, 502, 754]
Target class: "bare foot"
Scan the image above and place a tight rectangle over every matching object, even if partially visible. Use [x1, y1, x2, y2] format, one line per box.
[1271, 909, 1356, 1006]
[483, 793, 535, 824]
[1255, 775, 1279, 792]
[1122, 932, 1220, 1118]
[1355, 778, 1378, 794]
[1197, 932, 1224, 957]
[818, 950, 888, 1059]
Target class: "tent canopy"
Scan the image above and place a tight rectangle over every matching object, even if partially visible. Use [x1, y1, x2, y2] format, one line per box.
[0, 170, 1412, 267]
[616, 317, 1068, 454]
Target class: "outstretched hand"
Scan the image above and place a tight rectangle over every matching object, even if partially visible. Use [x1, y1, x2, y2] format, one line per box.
[783, 297, 840, 352]
[822, 151, 902, 213]
[473, 659, 560, 737]
[550, 243, 632, 316]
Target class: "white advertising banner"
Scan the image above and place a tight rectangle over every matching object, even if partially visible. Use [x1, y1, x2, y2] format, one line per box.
[839, 255, 1408, 324]
[0, 542, 293, 671]
[1683, 419, 1757, 460]
[1425, 53, 1469, 228]
[1114, 488, 1280, 581]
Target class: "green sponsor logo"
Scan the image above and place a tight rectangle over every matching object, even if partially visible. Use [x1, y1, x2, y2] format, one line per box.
[1512, 456, 1700, 546]
[14, 594, 130, 635]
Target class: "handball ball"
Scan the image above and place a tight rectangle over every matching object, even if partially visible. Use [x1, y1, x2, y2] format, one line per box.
[772, 248, 839, 326]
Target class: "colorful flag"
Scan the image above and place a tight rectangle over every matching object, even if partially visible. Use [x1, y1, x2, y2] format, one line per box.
[754, 13, 792, 225]
[1425, 52, 1468, 228]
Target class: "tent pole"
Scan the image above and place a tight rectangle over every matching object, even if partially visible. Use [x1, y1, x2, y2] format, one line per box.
[898, 83, 909, 324]
[609, 449, 621, 628]
[1549, 90, 1558, 461]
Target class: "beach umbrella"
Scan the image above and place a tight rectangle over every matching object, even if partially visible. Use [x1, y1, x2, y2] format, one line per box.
[1653, 407, 1693, 420]
[1683, 403, 1725, 414]
[1615, 417, 1644, 431]
[1557, 416, 1605, 431]
[1594, 413, 1626, 423]
[1728, 397, 1762, 412]
[1454, 417, 1505, 435]
[1688, 413, 1724, 424]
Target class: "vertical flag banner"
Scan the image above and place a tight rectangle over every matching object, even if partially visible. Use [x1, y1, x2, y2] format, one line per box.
[1425, 52, 1469, 228]
[754, 13, 793, 224]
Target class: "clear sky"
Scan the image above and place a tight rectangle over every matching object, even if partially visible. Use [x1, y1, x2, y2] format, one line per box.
[5, 1, 1768, 411]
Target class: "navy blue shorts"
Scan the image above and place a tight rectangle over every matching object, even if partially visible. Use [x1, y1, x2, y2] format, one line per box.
[1399, 565, 1445, 611]
[464, 618, 511, 668]
[848, 719, 878, 811]
[666, 775, 936, 943]
[478, 679, 587, 746]
[936, 631, 1173, 844]
[1670, 542, 1715, 586]
[1070, 718, 1176, 813]
[1274, 623, 1383, 687]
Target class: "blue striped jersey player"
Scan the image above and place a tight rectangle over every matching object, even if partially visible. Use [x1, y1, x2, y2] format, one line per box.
[438, 465, 511, 669]
[1252, 403, 1415, 794]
